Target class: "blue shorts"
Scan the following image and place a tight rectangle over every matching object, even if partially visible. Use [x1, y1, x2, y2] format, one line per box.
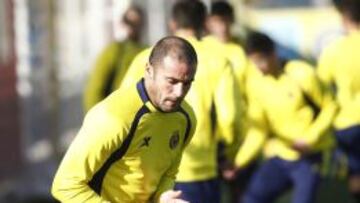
[242, 155, 322, 203]
[174, 178, 220, 203]
[336, 125, 360, 175]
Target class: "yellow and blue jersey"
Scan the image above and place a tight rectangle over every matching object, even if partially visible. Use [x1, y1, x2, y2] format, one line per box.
[83, 40, 145, 112]
[52, 79, 196, 203]
[235, 60, 337, 167]
[317, 30, 360, 130]
[120, 35, 242, 182]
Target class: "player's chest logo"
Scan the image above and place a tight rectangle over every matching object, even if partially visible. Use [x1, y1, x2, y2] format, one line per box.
[169, 131, 180, 150]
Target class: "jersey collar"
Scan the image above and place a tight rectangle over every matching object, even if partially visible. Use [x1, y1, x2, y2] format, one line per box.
[136, 78, 157, 112]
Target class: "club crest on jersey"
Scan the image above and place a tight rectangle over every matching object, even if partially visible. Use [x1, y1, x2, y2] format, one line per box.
[169, 131, 180, 150]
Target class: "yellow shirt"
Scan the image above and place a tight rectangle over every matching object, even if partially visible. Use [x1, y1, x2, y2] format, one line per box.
[202, 36, 248, 93]
[201, 36, 252, 159]
[120, 36, 242, 182]
[317, 30, 360, 130]
[83, 40, 145, 112]
[52, 79, 196, 203]
[235, 60, 337, 167]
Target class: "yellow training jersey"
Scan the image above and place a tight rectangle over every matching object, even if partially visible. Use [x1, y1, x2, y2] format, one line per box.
[120, 35, 241, 182]
[200, 35, 250, 159]
[83, 40, 145, 112]
[52, 79, 196, 203]
[235, 60, 337, 167]
[317, 30, 360, 130]
[202, 36, 248, 92]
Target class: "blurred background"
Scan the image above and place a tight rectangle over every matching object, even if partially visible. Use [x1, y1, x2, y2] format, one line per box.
[0, 0, 346, 202]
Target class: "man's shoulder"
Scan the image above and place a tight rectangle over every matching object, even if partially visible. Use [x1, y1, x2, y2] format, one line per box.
[93, 84, 144, 123]
[285, 60, 318, 88]
[180, 101, 196, 124]
[285, 60, 315, 77]
[136, 48, 152, 59]
[320, 35, 348, 58]
[127, 47, 151, 69]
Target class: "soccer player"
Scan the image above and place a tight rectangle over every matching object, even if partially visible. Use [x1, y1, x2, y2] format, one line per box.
[205, 1, 249, 94]
[51, 36, 197, 203]
[317, 0, 360, 201]
[205, 2, 257, 202]
[233, 32, 337, 203]
[83, 5, 146, 112]
[120, 1, 241, 202]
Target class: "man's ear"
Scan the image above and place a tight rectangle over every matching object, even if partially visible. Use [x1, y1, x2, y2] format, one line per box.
[145, 62, 154, 79]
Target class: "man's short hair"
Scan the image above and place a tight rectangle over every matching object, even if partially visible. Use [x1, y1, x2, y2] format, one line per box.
[210, 1, 234, 23]
[149, 36, 197, 70]
[334, 0, 360, 23]
[245, 31, 275, 55]
[171, 0, 207, 34]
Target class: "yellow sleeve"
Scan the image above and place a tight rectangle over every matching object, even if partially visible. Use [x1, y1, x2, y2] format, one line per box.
[153, 107, 197, 202]
[153, 153, 181, 202]
[83, 42, 121, 112]
[317, 44, 336, 87]
[234, 94, 268, 168]
[303, 73, 337, 146]
[288, 61, 337, 146]
[51, 106, 125, 203]
[214, 63, 243, 147]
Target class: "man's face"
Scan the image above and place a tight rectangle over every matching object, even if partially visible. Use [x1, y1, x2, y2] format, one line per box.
[248, 52, 277, 76]
[146, 56, 196, 112]
[121, 8, 143, 40]
[206, 15, 230, 39]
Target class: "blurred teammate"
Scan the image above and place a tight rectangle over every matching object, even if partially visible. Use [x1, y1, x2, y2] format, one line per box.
[205, 1, 248, 94]
[120, 1, 241, 202]
[83, 5, 145, 112]
[232, 32, 337, 203]
[205, 2, 256, 202]
[52, 37, 197, 203]
[317, 0, 360, 202]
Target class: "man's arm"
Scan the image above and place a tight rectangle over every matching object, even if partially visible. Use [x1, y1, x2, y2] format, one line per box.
[233, 94, 268, 168]
[288, 61, 337, 147]
[52, 105, 126, 203]
[153, 152, 183, 203]
[302, 69, 337, 146]
[153, 105, 196, 203]
[317, 44, 335, 88]
[214, 63, 243, 147]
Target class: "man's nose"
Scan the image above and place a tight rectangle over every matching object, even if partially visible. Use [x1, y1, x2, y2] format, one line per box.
[173, 83, 185, 98]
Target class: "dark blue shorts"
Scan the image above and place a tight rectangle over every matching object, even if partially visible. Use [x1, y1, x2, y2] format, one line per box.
[242, 155, 322, 203]
[336, 125, 360, 175]
[174, 178, 220, 203]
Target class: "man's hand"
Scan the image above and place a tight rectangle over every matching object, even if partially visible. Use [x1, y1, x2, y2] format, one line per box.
[159, 190, 189, 203]
[292, 139, 311, 154]
[222, 166, 239, 181]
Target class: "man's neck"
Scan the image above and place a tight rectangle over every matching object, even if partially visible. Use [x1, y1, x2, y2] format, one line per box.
[270, 60, 284, 79]
[215, 30, 231, 43]
[343, 17, 360, 34]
